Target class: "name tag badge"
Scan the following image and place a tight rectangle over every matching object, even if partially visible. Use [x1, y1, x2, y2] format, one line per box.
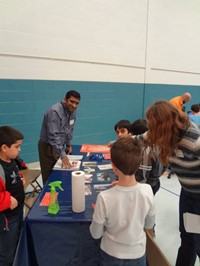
[175, 150, 184, 158]
[70, 119, 75, 125]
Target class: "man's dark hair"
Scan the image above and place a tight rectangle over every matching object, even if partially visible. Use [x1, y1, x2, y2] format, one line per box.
[130, 119, 148, 135]
[65, 90, 81, 100]
[111, 137, 142, 175]
[114, 120, 131, 132]
[191, 104, 200, 113]
[0, 126, 24, 147]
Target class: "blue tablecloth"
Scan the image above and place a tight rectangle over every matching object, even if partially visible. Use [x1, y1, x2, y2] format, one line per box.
[13, 146, 115, 266]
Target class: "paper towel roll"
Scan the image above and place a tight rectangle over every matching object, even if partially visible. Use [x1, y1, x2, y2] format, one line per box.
[72, 171, 85, 213]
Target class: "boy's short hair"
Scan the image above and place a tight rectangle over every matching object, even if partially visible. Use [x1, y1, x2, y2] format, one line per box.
[111, 137, 142, 175]
[191, 104, 200, 113]
[130, 119, 148, 135]
[114, 120, 131, 132]
[0, 126, 24, 148]
[65, 90, 81, 100]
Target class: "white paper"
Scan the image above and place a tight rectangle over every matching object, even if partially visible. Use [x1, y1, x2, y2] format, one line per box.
[82, 161, 97, 167]
[67, 155, 83, 160]
[94, 184, 111, 193]
[84, 174, 93, 183]
[53, 159, 81, 171]
[72, 171, 85, 213]
[183, 212, 200, 233]
[98, 164, 112, 170]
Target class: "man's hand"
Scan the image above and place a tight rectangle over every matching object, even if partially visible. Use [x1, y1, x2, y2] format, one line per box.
[66, 145, 72, 155]
[10, 196, 18, 210]
[61, 157, 72, 169]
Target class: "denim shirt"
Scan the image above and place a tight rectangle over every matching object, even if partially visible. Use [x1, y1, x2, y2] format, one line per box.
[40, 101, 77, 158]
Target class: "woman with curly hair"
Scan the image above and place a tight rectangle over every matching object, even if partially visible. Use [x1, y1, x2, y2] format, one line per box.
[145, 100, 200, 266]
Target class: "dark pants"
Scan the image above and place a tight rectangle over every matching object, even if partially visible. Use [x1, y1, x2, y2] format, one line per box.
[100, 250, 146, 266]
[38, 139, 58, 185]
[175, 189, 200, 266]
[0, 212, 23, 266]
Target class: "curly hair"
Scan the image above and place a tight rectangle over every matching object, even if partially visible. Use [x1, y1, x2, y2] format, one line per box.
[145, 100, 190, 165]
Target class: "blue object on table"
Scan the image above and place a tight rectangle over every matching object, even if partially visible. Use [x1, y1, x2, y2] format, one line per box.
[89, 154, 104, 161]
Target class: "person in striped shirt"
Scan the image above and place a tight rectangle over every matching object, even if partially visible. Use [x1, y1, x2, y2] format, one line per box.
[145, 100, 200, 266]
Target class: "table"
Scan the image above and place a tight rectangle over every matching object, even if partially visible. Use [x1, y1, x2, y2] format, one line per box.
[13, 146, 171, 266]
[14, 146, 114, 266]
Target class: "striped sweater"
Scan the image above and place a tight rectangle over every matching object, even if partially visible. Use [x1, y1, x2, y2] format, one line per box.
[169, 122, 200, 198]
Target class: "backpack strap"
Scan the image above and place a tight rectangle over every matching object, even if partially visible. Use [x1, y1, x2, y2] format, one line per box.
[0, 164, 5, 184]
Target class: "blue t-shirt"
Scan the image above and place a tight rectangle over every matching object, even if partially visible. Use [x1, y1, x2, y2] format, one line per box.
[189, 115, 200, 125]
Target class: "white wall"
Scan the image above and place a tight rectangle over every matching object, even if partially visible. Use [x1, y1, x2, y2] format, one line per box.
[0, 0, 148, 83]
[145, 0, 200, 85]
[0, 0, 200, 85]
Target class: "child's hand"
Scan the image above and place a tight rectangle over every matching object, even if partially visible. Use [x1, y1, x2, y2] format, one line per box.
[108, 140, 115, 147]
[21, 177, 25, 186]
[19, 172, 25, 186]
[10, 196, 18, 210]
[111, 180, 118, 186]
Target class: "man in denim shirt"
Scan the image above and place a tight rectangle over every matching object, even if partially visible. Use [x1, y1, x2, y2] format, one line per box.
[38, 90, 81, 184]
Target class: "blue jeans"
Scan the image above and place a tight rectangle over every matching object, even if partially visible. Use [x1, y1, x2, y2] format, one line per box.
[175, 189, 200, 266]
[0, 211, 23, 266]
[100, 249, 146, 266]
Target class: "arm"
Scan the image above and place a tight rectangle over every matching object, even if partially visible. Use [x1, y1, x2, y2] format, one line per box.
[0, 178, 11, 211]
[144, 189, 156, 229]
[0, 193, 18, 211]
[46, 109, 76, 160]
[46, 111, 66, 158]
[90, 220, 104, 239]
[90, 194, 106, 239]
[65, 145, 72, 155]
[63, 109, 77, 148]
[0, 192, 11, 211]
[107, 140, 116, 147]
[10, 196, 18, 210]
[144, 214, 155, 229]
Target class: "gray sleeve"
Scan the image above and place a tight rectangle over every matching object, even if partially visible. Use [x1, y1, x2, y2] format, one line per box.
[46, 111, 67, 158]
[64, 111, 77, 147]
[90, 193, 106, 239]
[144, 189, 156, 229]
[144, 214, 156, 229]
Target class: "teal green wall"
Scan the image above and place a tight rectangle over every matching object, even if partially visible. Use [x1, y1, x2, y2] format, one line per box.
[1, 79, 199, 162]
[143, 84, 200, 113]
[0, 80, 144, 162]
